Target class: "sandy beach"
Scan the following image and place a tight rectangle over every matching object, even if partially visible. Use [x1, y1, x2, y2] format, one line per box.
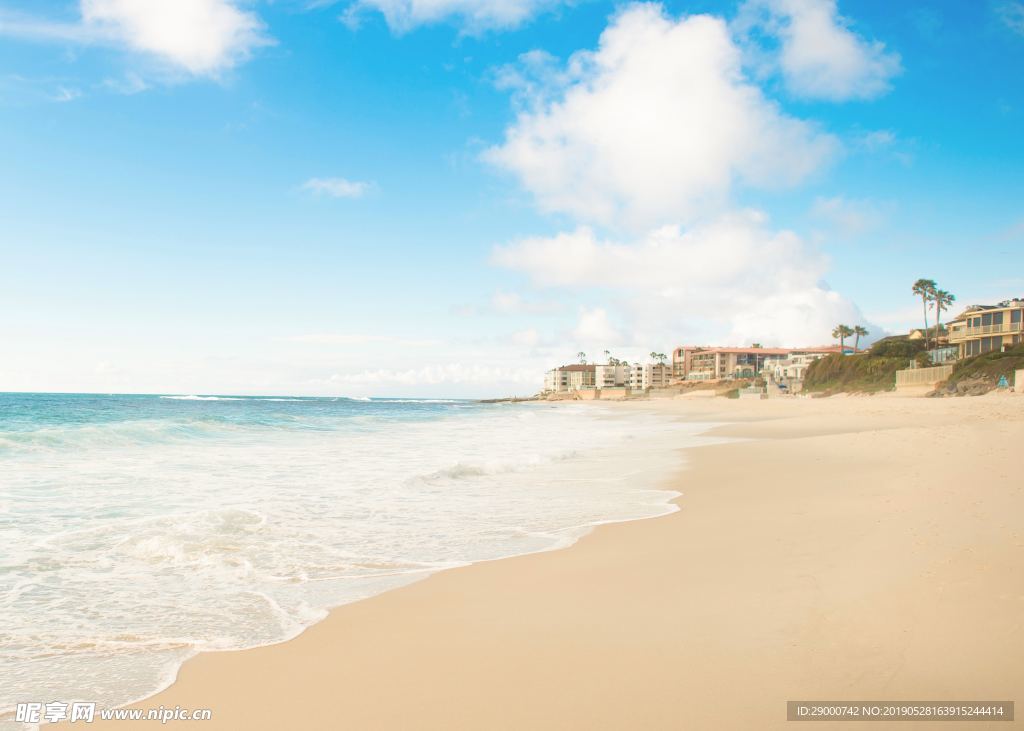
[89, 394, 1023, 730]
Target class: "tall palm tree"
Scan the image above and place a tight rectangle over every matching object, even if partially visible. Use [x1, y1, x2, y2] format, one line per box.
[912, 278, 937, 346]
[832, 324, 854, 353]
[649, 351, 658, 363]
[577, 351, 586, 365]
[933, 290, 955, 344]
[853, 325, 868, 352]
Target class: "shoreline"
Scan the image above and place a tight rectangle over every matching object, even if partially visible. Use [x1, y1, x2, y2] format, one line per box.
[85, 394, 1023, 729]
[30, 400, 701, 725]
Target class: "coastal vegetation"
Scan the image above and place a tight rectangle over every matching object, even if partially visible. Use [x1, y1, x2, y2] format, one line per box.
[831, 324, 854, 352]
[911, 278, 956, 347]
[852, 325, 869, 351]
[831, 324, 870, 353]
[803, 336, 924, 394]
[803, 353, 905, 394]
[932, 344, 1024, 396]
[912, 277, 936, 344]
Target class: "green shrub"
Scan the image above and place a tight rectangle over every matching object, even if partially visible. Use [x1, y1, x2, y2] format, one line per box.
[945, 344, 1024, 388]
[803, 353, 906, 394]
[869, 336, 926, 358]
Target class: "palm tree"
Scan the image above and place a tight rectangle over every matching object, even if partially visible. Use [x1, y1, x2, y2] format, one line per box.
[577, 351, 586, 365]
[853, 325, 868, 352]
[912, 278, 937, 345]
[933, 289, 955, 344]
[832, 324, 854, 353]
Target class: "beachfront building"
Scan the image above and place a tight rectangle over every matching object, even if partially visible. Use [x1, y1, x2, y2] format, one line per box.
[629, 363, 672, 391]
[947, 299, 1024, 358]
[685, 347, 791, 380]
[926, 345, 959, 365]
[671, 345, 703, 380]
[594, 363, 631, 389]
[682, 346, 844, 381]
[772, 352, 828, 382]
[543, 364, 596, 393]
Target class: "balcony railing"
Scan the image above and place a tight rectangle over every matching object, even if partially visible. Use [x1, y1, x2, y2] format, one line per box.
[948, 321, 1023, 342]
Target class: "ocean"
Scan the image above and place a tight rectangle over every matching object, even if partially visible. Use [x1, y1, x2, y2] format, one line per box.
[0, 393, 707, 723]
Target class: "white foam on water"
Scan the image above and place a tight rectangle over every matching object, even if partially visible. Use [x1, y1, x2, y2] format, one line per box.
[159, 395, 244, 401]
[0, 402, 715, 726]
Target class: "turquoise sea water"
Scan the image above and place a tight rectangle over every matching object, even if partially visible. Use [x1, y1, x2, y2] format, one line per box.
[0, 393, 704, 725]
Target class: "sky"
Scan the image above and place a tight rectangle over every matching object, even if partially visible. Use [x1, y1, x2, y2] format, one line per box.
[0, 0, 1022, 397]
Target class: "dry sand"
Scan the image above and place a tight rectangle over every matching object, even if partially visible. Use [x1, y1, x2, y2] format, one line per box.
[90, 394, 1024, 730]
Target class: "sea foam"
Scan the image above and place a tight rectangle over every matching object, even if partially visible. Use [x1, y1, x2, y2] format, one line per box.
[0, 394, 710, 725]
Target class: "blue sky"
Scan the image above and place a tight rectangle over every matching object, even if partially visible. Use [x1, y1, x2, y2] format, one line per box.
[1, 0, 1022, 396]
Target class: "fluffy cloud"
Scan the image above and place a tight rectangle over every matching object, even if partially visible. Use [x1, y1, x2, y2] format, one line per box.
[485, 4, 837, 229]
[494, 211, 866, 347]
[0, 0, 269, 77]
[344, 0, 559, 32]
[736, 0, 901, 100]
[302, 177, 373, 198]
[571, 307, 622, 345]
[81, 0, 268, 75]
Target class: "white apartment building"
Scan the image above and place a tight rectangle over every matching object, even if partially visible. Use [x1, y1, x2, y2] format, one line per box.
[629, 363, 672, 391]
[771, 352, 830, 382]
[594, 363, 631, 389]
[543, 364, 596, 392]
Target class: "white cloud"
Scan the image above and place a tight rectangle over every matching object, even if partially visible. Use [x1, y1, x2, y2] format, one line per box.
[100, 72, 150, 95]
[302, 177, 373, 199]
[287, 333, 440, 347]
[343, 0, 560, 33]
[485, 3, 838, 229]
[810, 196, 882, 236]
[996, 1, 1024, 35]
[571, 307, 622, 345]
[82, 0, 269, 75]
[0, 11, 86, 43]
[736, 0, 901, 101]
[512, 328, 540, 347]
[490, 290, 562, 315]
[858, 129, 896, 151]
[0, 0, 270, 77]
[327, 363, 539, 387]
[51, 85, 82, 102]
[494, 211, 867, 347]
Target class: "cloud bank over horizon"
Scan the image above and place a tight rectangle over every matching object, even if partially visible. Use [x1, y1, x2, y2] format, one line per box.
[486, 3, 878, 359]
[494, 211, 868, 353]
